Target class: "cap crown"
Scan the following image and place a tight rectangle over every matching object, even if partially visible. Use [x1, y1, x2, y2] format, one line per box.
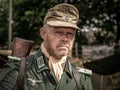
[44, 3, 80, 29]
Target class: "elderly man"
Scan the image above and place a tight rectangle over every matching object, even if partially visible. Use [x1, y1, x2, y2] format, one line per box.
[0, 3, 93, 90]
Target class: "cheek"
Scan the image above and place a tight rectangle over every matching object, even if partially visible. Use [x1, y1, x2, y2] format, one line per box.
[46, 36, 58, 49]
[52, 40, 59, 49]
[69, 40, 74, 49]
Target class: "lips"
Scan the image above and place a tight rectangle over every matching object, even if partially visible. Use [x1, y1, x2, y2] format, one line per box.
[57, 46, 69, 50]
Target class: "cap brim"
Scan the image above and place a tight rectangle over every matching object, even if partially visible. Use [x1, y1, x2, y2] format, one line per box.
[47, 21, 80, 30]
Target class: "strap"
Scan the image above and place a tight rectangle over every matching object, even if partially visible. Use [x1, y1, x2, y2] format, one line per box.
[14, 55, 34, 90]
[25, 55, 34, 71]
[14, 57, 26, 90]
[72, 65, 81, 90]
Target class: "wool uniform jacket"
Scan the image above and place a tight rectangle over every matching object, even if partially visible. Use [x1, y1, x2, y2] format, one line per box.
[0, 49, 93, 90]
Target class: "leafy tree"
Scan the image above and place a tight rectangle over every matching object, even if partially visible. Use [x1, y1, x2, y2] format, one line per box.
[73, 0, 120, 45]
[0, 0, 120, 47]
[12, 0, 58, 44]
[0, 0, 9, 48]
[0, 0, 59, 49]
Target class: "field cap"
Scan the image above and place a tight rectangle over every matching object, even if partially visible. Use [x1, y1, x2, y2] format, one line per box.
[44, 3, 80, 30]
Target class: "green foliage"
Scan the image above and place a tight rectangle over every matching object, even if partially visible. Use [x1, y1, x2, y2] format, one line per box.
[73, 0, 120, 45]
[0, 0, 120, 48]
[12, 0, 58, 44]
[0, 0, 9, 47]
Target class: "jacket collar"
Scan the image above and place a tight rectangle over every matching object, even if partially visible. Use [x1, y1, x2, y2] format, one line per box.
[34, 49, 49, 73]
[34, 49, 73, 78]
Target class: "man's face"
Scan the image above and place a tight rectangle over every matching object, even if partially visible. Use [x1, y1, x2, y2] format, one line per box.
[41, 26, 76, 59]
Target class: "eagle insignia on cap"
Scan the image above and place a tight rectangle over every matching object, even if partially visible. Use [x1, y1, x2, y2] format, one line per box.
[63, 15, 72, 22]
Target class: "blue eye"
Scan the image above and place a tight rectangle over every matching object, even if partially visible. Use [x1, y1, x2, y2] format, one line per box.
[55, 31, 62, 36]
[67, 32, 73, 36]
[67, 32, 73, 35]
[53, 30, 75, 39]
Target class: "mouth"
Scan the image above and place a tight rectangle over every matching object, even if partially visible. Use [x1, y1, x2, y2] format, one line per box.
[57, 46, 69, 50]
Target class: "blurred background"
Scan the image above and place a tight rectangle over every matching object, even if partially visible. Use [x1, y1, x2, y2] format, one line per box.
[0, 0, 120, 90]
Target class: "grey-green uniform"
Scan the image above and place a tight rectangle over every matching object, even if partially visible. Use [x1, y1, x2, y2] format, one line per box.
[0, 49, 92, 90]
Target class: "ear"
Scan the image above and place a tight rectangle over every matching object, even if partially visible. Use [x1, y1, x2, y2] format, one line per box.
[40, 27, 46, 39]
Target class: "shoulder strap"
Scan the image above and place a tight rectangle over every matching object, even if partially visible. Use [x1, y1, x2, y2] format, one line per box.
[14, 55, 34, 90]
[14, 57, 26, 90]
[72, 65, 82, 90]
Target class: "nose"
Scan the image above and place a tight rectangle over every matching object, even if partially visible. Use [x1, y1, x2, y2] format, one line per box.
[61, 34, 68, 41]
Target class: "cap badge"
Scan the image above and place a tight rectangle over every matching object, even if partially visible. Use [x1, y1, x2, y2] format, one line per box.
[63, 15, 72, 22]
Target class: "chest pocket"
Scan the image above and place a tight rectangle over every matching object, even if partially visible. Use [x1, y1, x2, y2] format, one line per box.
[55, 72, 77, 90]
[60, 79, 76, 90]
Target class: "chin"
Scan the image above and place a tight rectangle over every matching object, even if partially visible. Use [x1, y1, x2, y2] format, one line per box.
[57, 51, 68, 56]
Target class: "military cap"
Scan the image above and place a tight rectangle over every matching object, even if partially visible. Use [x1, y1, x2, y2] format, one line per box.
[44, 3, 80, 30]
